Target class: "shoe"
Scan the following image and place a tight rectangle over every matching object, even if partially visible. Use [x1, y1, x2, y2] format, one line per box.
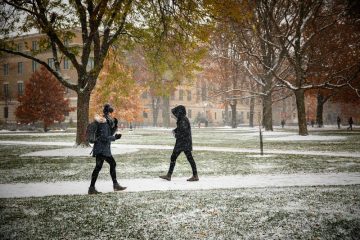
[187, 175, 199, 181]
[113, 183, 127, 191]
[159, 174, 171, 181]
[88, 186, 101, 194]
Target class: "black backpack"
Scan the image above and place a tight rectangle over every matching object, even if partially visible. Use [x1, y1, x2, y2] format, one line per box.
[86, 121, 98, 143]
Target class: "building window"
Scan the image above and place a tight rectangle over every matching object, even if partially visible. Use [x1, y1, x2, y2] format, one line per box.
[187, 90, 192, 101]
[17, 82, 24, 96]
[3, 83, 9, 99]
[143, 111, 148, 118]
[18, 62, 23, 74]
[48, 58, 55, 69]
[32, 41, 38, 51]
[247, 112, 250, 119]
[188, 109, 192, 118]
[179, 90, 184, 101]
[63, 58, 70, 69]
[32, 60, 38, 72]
[17, 43, 23, 52]
[3, 64, 9, 75]
[215, 112, 217, 120]
[141, 91, 148, 99]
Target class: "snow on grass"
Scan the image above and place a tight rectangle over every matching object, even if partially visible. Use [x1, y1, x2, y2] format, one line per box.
[1, 140, 360, 158]
[20, 147, 139, 157]
[0, 172, 359, 198]
[266, 135, 347, 141]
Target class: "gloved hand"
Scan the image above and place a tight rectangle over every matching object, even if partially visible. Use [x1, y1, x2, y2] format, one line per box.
[115, 133, 122, 140]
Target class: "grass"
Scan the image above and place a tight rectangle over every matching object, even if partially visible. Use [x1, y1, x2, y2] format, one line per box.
[1, 186, 359, 239]
[0, 127, 359, 239]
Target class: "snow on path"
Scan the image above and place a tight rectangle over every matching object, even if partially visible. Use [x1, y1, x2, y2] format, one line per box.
[0, 173, 359, 198]
[1, 140, 360, 158]
[21, 147, 139, 157]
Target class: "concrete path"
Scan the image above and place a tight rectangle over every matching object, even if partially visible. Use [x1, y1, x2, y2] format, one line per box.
[1, 173, 359, 198]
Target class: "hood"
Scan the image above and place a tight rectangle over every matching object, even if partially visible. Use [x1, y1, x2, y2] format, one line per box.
[171, 105, 186, 118]
[94, 114, 107, 123]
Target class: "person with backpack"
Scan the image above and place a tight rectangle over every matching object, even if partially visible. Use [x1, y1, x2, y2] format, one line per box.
[88, 103, 126, 194]
[159, 105, 199, 182]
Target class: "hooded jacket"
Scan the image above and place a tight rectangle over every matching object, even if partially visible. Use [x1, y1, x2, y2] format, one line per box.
[172, 105, 193, 152]
[92, 114, 117, 157]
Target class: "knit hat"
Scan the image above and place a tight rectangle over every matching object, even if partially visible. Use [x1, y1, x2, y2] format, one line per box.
[103, 103, 114, 115]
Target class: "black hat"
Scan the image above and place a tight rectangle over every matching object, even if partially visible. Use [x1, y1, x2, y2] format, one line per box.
[103, 103, 114, 115]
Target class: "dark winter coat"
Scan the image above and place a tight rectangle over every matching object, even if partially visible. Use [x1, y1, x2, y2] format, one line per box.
[172, 105, 193, 152]
[349, 117, 353, 125]
[92, 115, 117, 157]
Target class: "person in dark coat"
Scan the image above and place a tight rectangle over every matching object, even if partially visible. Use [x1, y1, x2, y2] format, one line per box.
[337, 116, 341, 129]
[347, 117, 353, 131]
[88, 104, 126, 194]
[160, 105, 199, 181]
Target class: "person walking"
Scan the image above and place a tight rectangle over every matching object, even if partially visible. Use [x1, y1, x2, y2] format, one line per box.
[337, 116, 341, 129]
[88, 103, 126, 194]
[160, 105, 199, 181]
[347, 117, 353, 131]
[281, 119, 285, 128]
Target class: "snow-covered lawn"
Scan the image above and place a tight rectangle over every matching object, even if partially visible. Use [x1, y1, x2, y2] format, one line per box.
[0, 127, 359, 239]
[0, 186, 359, 239]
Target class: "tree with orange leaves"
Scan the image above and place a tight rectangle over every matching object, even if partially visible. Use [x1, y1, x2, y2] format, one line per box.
[15, 66, 75, 132]
[90, 49, 143, 124]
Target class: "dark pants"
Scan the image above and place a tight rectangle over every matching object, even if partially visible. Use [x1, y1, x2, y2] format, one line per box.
[168, 150, 197, 176]
[90, 154, 118, 187]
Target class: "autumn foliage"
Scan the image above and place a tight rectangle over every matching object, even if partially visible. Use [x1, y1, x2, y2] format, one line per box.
[90, 51, 143, 123]
[15, 66, 75, 131]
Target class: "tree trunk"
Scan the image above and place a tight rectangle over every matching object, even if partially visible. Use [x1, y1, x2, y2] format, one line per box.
[294, 89, 308, 136]
[224, 102, 229, 126]
[230, 100, 237, 128]
[162, 96, 170, 128]
[76, 91, 91, 145]
[249, 97, 255, 127]
[316, 93, 324, 127]
[262, 94, 273, 131]
[152, 97, 160, 127]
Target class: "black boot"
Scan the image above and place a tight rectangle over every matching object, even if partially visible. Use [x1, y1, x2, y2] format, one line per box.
[159, 174, 171, 181]
[113, 183, 127, 191]
[88, 186, 101, 194]
[187, 175, 199, 182]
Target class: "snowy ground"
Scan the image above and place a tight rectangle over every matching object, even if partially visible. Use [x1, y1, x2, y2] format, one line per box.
[1, 140, 359, 158]
[0, 127, 359, 239]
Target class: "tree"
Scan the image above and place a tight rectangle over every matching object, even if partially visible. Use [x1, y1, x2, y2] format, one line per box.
[89, 49, 143, 124]
[0, 0, 210, 145]
[15, 66, 74, 132]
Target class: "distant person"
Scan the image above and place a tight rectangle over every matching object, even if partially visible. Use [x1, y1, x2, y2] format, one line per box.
[281, 119, 285, 128]
[347, 117, 353, 131]
[88, 104, 126, 194]
[337, 116, 341, 129]
[311, 120, 315, 127]
[160, 105, 199, 182]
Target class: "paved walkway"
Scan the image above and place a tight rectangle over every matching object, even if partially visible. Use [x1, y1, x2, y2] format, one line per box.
[1, 141, 360, 158]
[1, 173, 359, 198]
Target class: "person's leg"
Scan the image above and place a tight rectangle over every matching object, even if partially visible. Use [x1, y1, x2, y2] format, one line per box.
[105, 156, 127, 191]
[104, 156, 117, 184]
[184, 151, 199, 181]
[159, 150, 181, 181]
[89, 155, 105, 194]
